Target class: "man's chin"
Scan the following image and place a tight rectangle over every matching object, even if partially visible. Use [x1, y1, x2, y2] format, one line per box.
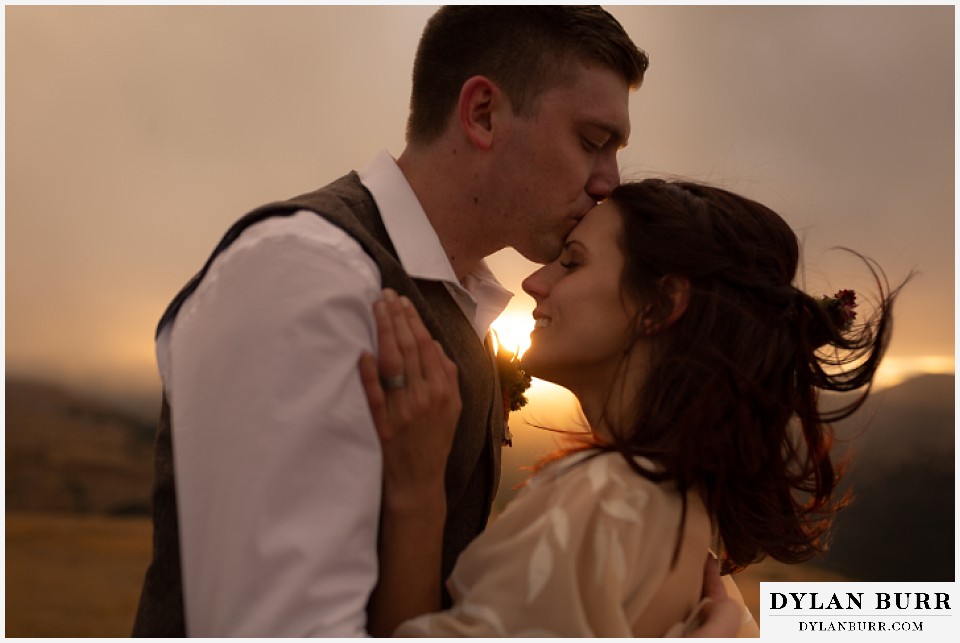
[513, 240, 564, 265]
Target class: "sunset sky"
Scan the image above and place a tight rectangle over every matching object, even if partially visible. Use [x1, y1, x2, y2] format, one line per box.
[5, 4, 954, 405]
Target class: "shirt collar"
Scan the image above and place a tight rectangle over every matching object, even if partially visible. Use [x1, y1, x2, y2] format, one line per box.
[358, 150, 457, 284]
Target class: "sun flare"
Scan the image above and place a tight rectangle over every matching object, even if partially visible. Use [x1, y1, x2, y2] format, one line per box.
[490, 311, 534, 358]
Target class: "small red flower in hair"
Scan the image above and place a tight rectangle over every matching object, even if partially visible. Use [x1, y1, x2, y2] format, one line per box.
[819, 289, 858, 332]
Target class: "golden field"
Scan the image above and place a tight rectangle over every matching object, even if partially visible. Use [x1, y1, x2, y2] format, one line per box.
[6, 512, 152, 637]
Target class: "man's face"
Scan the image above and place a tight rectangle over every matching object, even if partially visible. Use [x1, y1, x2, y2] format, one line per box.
[493, 61, 631, 264]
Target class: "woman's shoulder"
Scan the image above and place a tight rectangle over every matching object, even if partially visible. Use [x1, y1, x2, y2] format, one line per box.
[536, 449, 661, 486]
[525, 449, 681, 514]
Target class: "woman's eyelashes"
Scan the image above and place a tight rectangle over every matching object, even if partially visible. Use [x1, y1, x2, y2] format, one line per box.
[559, 242, 586, 271]
[558, 252, 582, 271]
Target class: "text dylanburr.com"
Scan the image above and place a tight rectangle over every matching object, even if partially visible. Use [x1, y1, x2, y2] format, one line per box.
[760, 582, 956, 640]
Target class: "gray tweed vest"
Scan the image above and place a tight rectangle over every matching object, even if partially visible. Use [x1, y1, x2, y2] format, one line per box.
[132, 172, 505, 636]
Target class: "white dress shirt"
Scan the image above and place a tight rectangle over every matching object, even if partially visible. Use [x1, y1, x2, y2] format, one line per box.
[157, 150, 511, 636]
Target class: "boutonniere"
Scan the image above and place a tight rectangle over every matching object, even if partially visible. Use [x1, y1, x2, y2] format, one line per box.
[495, 343, 531, 448]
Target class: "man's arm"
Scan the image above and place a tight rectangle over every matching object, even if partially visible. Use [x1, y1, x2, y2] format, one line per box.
[166, 214, 383, 636]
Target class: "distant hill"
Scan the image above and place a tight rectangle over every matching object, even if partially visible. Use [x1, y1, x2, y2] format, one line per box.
[6, 378, 156, 515]
[818, 373, 955, 581]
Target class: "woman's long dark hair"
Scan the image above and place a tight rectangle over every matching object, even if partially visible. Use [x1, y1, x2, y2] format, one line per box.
[597, 179, 906, 573]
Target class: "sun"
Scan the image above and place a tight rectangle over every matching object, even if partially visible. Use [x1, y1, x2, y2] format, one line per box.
[490, 311, 534, 358]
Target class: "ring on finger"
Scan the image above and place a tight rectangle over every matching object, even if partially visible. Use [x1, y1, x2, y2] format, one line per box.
[382, 374, 407, 391]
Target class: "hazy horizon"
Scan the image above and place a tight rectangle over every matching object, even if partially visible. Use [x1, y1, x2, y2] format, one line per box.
[5, 5, 955, 404]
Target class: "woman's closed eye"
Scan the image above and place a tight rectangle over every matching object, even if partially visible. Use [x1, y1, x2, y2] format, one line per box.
[558, 251, 583, 271]
[559, 241, 586, 271]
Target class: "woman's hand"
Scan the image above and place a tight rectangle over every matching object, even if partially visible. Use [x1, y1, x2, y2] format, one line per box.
[684, 553, 758, 637]
[358, 288, 460, 507]
[359, 288, 460, 636]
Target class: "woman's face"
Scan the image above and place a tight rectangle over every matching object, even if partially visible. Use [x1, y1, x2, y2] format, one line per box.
[520, 201, 638, 392]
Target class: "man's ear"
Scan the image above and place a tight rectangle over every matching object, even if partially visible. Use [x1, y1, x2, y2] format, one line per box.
[458, 75, 501, 151]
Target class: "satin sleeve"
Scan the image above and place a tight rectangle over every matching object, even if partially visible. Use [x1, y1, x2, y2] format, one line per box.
[395, 452, 707, 637]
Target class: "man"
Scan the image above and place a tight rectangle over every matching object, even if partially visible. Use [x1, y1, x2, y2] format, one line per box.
[133, 6, 740, 636]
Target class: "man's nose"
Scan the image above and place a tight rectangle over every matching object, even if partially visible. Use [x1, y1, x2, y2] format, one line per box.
[586, 153, 620, 201]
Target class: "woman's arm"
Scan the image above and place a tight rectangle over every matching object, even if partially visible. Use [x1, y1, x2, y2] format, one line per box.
[359, 289, 460, 636]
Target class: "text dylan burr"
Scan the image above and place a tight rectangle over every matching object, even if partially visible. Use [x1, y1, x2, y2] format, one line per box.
[770, 592, 951, 611]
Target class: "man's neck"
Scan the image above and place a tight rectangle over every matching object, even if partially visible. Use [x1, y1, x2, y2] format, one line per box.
[397, 146, 502, 282]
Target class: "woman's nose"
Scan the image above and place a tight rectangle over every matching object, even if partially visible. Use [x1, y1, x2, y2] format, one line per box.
[522, 267, 550, 301]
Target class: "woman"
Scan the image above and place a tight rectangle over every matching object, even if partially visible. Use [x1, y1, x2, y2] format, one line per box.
[359, 179, 902, 636]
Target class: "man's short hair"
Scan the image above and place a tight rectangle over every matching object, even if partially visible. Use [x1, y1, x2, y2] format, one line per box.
[407, 6, 649, 145]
